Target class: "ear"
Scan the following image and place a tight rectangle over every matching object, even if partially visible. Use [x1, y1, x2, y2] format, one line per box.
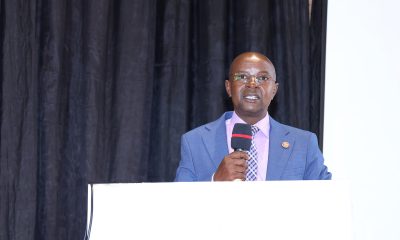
[225, 80, 231, 97]
[272, 82, 279, 98]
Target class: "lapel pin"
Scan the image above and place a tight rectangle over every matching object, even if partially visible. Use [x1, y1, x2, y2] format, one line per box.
[281, 141, 290, 149]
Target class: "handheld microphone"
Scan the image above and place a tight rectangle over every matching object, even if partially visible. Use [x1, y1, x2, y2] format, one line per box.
[231, 123, 252, 181]
[231, 123, 252, 152]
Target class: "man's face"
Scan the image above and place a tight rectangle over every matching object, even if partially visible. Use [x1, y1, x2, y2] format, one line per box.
[225, 55, 278, 122]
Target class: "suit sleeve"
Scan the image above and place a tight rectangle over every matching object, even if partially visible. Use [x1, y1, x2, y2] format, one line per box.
[304, 133, 332, 180]
[174, 134, 197, 181]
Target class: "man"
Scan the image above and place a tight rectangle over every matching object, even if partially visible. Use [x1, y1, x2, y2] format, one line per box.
[175, 52, 331, 181]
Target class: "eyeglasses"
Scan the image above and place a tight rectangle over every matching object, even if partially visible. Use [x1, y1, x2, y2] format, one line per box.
[231, 72, 275, 85]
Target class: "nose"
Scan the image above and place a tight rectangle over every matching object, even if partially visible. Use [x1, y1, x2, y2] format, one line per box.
[246, 75, 258, 87]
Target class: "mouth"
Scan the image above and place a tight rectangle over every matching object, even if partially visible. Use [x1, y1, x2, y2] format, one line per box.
[243, 93, 260, 102]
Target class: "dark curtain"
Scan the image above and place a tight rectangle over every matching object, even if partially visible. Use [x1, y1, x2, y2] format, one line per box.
[0, 0, 328, 239]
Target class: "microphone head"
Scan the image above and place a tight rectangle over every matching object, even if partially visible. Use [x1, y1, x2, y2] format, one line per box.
[231, 123, 252, 151]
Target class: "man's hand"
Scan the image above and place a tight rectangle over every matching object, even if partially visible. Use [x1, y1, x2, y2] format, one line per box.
[214, 151, 249, 181]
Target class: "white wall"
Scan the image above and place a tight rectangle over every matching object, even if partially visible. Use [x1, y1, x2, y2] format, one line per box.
[324, 1, 400, 239]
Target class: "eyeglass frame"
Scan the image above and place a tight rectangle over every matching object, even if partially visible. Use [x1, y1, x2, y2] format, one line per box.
[230, 71, 276, 85]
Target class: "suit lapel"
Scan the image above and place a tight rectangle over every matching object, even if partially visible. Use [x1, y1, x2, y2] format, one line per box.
[266, 117, 295, 180]
[201, 112, 230, 169]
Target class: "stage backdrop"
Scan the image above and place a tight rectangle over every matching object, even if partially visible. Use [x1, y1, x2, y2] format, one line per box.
[0, 1, 327, 240]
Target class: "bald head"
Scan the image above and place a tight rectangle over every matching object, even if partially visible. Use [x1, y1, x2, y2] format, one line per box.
[229, 52, 276, 79]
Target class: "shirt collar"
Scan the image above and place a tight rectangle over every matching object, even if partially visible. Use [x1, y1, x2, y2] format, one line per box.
[230, 111, 270, 138]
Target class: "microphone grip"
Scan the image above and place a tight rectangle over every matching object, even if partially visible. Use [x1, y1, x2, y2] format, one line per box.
[234, 148, 245, 152]
[233, 148, 248, 181]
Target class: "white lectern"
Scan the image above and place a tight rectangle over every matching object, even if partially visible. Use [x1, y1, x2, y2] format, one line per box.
[86, 181, 353, 240]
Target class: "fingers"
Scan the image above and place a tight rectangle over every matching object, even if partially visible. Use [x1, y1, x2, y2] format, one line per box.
[233, 158, 247, 169]
[214, 151, 249, 181]
[229, 151, 249, 160]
